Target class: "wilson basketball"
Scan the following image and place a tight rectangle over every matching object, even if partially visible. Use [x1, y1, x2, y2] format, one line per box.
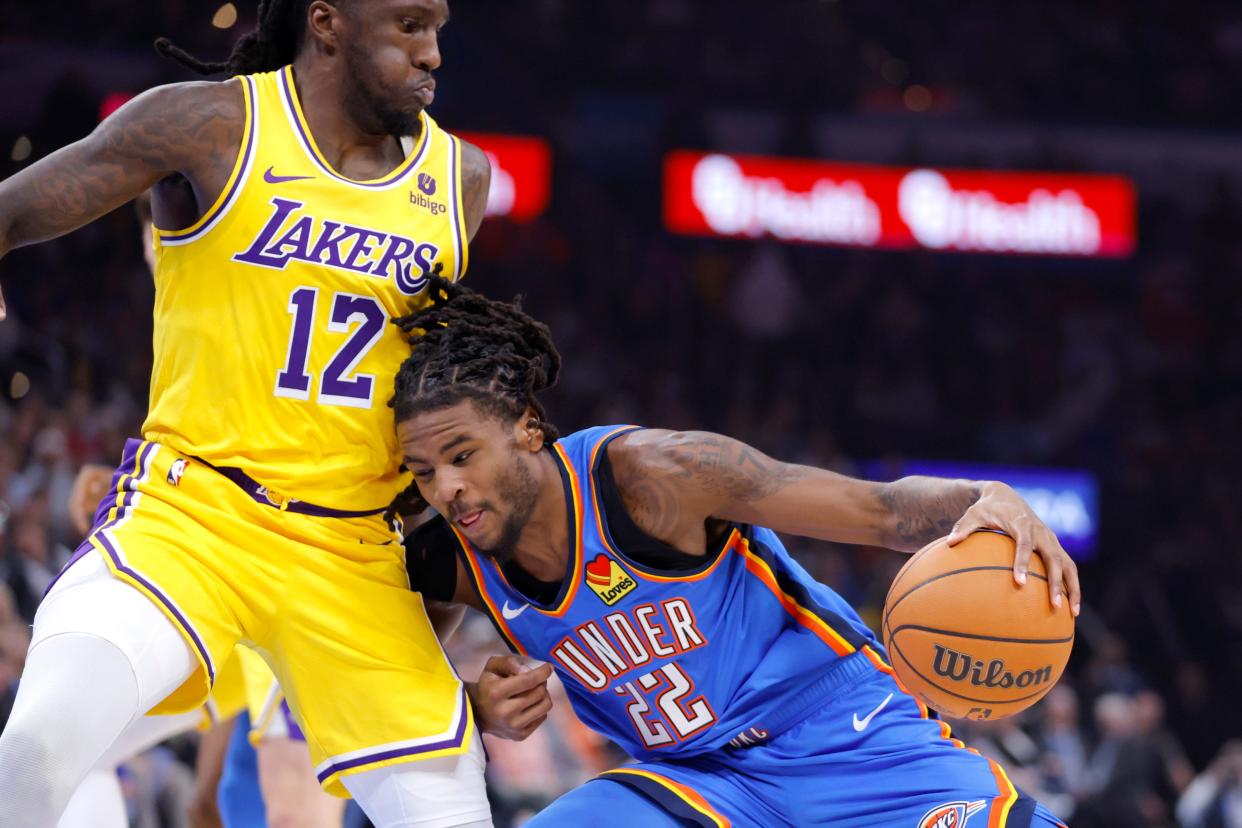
[882, 530, 1075, 720]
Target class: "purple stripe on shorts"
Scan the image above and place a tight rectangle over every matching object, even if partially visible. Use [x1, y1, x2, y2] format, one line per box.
[95, 528, 217, 685]
[280, 699, 306, 742]
[44, 439, 147, 596]
[75, 440, 217, 685]
[315, 686, 470, 783]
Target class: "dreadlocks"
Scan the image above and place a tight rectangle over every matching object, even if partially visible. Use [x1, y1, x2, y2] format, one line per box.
[154, 0, 325, 77]
[384, 275, 562, 520]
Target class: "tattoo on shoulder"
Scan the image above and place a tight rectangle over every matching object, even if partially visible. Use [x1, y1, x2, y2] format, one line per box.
[101, 81, 244, 172]
[613, 433, 805, 543]
[665, 433, 804, 501]
[876, 479, 982, 548]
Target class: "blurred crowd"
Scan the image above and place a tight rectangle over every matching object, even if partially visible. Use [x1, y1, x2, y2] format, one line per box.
[4, 0, 1242, 826]
[9, 0, 1242, 130]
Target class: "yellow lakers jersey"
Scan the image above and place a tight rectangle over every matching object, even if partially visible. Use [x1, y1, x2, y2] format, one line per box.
[147, 66, 468, 512]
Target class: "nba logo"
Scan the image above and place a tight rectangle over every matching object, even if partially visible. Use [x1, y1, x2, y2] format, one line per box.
[916, 800, 986, 828]
[166, 459, 188, 487]
[585, 554, 637, 606]
[417, 173, 437, 196]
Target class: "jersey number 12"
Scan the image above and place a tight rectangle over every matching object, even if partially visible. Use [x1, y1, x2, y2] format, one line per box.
[275, 286, 386, 408]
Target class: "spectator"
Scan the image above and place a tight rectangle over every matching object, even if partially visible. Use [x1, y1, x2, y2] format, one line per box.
[1177, 741, 1242, 828]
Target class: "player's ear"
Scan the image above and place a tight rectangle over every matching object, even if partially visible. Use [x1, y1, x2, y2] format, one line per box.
[306, 0, 343, 54]
[517, 408, 544, 452]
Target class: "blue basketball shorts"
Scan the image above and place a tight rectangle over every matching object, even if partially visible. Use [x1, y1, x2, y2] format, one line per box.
[527, 655, 1067, 828]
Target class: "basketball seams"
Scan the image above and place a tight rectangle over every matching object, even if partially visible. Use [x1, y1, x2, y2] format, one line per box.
[888, 624, 1074, 646]
[886, 565, 1049, 620]
[882, 533, 1075, 720]
[885, 539, 941, 598]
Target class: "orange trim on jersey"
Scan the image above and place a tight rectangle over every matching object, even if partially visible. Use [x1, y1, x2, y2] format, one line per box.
[986, 758, 1019, 828]
[859, 645, 967, 749]
[485, 442, 584, 617]
[452, 525, 528, 656]
[602, 768, 731, 828]
[735, 536, 856, 657]
[585, 425, 738, 585]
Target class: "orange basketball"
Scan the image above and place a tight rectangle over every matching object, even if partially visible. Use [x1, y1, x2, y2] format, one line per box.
[882, 530, 1074, 721]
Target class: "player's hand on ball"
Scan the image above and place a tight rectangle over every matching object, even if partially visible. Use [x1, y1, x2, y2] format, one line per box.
[946, 481, 1081, 616]
[468, 654, 554, 741]
[68, 463, 113, 537]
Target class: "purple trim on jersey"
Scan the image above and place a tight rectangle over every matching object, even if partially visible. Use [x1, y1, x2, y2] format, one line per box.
[314, 686, 470, 783]
[448, 134, 464, 280]
[161, 75, 258, 243]
[202, 462, 386, 518]
[280, 67, 428, 189]
[94, 528, 217, 685]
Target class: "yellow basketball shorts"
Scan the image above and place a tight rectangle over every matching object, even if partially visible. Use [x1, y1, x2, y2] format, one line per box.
[200, 647, 249, 729]
[237, 644, 297, 744]
[76, 437, 474, 795]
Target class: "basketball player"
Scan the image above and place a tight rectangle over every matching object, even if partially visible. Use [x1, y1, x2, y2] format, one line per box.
[54, 194, 256, 828]
[0, 0, 515, 823]
[394, 278, 1077, 827]
[56, 194, 340, 828]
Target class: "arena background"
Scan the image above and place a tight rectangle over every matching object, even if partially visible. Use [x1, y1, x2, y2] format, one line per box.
[2, 2, 1241, 826]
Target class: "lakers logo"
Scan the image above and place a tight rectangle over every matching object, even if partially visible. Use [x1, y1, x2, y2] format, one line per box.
[916, 800, 986, 828]
[585, 554, 636, 606]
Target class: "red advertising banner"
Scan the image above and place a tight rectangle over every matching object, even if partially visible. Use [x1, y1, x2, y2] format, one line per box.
[457, 132, 552, 222]
[664, 151, 1136, 257]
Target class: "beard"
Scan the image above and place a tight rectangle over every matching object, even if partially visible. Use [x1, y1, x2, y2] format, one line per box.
[474, 454, 540, 563]
[342, 42, 424, 137]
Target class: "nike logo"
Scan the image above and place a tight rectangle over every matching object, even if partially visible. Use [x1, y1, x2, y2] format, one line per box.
[501, 601, 529, 620]
[852, 692, 893, 732]
[263, 166, 314, 184]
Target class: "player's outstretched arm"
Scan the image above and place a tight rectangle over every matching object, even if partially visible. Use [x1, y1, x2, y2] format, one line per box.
[0, 80, 243, 316]
[610, 429, 1079, 615]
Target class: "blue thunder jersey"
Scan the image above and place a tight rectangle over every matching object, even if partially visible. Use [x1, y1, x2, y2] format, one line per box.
[453, 425, 893, 760]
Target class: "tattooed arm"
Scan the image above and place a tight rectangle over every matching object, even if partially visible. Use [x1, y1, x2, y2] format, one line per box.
[608, 429, 890, 553]
[0, 80, 244, 316]
[875, 476, 982, 552]
[458, 140, 492, 243]
[609, 429, 1080, 613]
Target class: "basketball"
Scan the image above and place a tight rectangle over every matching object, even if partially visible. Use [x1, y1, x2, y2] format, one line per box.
[882, 530, 1075, 721]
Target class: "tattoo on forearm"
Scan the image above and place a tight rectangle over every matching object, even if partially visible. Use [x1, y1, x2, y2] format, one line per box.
[2, 81, 241, 252]
[877, 478, 982, 549]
